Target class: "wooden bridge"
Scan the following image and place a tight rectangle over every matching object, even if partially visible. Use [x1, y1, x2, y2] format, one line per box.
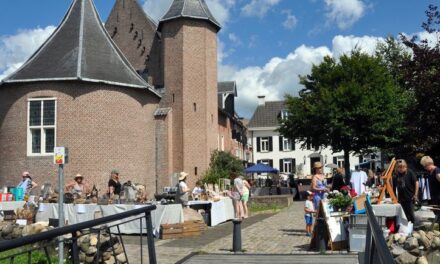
[178, 253, 360, 264]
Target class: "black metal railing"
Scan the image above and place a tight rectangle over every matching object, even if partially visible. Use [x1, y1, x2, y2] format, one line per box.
[364, 202, 394, 264]
[0, 204, 157, 264]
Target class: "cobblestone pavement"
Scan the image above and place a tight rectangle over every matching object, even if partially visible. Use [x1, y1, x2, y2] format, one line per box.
[123, 201, 340, 263]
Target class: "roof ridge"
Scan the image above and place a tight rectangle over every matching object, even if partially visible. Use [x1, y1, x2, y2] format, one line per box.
[2, 0, 160, 97]
[2, 0, 78, 82]
[77, 0, 85, 77]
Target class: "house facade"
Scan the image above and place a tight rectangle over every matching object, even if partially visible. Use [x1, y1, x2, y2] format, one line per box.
[248, 96, 359, 177]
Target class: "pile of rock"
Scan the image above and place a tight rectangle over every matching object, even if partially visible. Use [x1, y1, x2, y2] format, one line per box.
[0, 222, 50, 240]
[77, 233, 127, 264]
[387, 230, 440, 264]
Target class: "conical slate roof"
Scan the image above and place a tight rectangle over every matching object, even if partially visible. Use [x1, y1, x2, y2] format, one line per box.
[3, 0, 159, 95]
[158, 0, 221, 31]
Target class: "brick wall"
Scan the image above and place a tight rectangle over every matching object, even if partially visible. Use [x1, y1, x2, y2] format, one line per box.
[161, 19, 218, 188]
[105, 0, 163, 86]
[0, 81, 160, 197]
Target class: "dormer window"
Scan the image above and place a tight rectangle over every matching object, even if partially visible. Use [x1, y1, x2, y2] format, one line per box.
[281, 110, 289, 120]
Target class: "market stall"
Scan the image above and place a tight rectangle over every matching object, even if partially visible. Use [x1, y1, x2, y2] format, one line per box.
[35, 203, 183, 236]
[188, 197, 235, 226]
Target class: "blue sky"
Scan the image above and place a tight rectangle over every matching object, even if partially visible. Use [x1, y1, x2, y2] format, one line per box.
[0, 0, 437, 117]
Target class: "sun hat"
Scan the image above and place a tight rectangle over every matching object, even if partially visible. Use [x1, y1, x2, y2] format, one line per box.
[111, 169, 120, 175]
[179, 172, 189, 181]
[313, 162, 323, 169]
[74, 174, 84, 179]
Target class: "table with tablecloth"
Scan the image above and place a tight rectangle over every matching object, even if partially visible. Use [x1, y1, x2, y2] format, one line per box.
[188, 197, 235, 226]
[372, 203, 409, 231]
[100, 204, 183, 235]
[0, 201, 26, 220]
[35, 203, 183, 236]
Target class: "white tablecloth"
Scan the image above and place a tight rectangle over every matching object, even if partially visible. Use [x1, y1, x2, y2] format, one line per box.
[100, 204, 183, 235]
[188, 198, 235, 226]
[35, 203, 183, 236]
[372, 203, 408, 230]
[0, 201, 26, 221]
[36, 203, 101, 224]
[0, 201, 26, 211]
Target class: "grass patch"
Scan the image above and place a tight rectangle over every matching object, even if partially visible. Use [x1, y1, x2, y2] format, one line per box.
[249, 204, 284, 214]
[0, 247, 62, 264]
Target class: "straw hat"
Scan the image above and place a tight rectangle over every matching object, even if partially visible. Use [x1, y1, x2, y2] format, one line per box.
[74, 173, 84, 179]
[179, 172, 189, 181]
[313, 161, 323, 169]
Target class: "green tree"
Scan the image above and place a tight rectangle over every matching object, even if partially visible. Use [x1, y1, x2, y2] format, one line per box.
[279, 50, 409, 181]
[399, 4, 440, 160]
[375, 36, 415, 158]
[203, 150, 243, 184]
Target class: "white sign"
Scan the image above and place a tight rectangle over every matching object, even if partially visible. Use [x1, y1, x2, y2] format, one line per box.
[54, 147, 65, 165]
[16, 219, 27, 226]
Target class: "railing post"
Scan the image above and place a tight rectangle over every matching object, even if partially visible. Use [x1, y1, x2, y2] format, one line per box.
[232, 219, 242, 252]
[71, 232, 80, 264]
[364, 221, 372, 264]
[145, 211, 157, 264]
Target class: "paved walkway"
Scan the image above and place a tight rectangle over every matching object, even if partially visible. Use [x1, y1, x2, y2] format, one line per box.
[123, 201, 356, 263]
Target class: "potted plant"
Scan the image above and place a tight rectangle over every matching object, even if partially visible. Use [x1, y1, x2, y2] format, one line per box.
[328, 191, 353, 212]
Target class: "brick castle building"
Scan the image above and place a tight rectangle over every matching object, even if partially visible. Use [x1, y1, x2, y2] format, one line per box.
[0, 0, 248, 195]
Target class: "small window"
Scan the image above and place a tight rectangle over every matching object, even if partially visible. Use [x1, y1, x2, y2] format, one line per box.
[282, 137, 292, 151]
[283, 159, 292, 173]
[195, 167, 198, 176]
[28, 98, 56, 156]
[193, 103, 197, 112]
[260, 137, 269, 152]
[281, 110, 289, 120]
[172, 93, 175, 103]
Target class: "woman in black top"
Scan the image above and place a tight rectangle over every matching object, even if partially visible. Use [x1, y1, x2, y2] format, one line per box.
[108, 169, 122, 198]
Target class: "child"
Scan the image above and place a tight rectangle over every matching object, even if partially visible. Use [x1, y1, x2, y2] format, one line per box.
[304, 191, 316, 237]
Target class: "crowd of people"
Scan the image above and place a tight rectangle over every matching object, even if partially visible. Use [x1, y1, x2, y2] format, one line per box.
[302, 156, 440, 236]
[13, 169, 141, 201]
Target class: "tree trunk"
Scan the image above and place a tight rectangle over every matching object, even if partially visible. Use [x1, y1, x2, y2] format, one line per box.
[344, 149, 351, 186]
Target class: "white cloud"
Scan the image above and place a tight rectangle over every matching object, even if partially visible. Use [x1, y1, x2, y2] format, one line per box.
[220, 34, 384, 117]
[332, 35, 384, 57]
[0, 26, 55, 81]
[282, 10, 298, 30]
[324, 0, 366, 30]
[142, 0, 235, 28]
[228, 33, 242, 46]
[241, 0, 282, 18]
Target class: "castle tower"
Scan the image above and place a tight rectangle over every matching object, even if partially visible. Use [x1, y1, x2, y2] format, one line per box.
[106, 0, 163, 87]
[158, 0, 220, 186]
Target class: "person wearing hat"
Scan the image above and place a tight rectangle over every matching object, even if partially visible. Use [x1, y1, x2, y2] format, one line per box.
[175, 172, 189, 206]
[65, 174, 90, 197]
[304, 191, 316, 237]
[108, 169, 122, 199]
[17, 171, 38, 195]
[311, 161, 329, 209]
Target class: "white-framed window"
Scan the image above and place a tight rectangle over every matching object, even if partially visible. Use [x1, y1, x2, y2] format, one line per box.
[281, 110, 289, 120]
[260, 137, 269, 152]
[283, 159, 292, 173]
[282, 137, 292, 151]
[27, 98, 56, 156]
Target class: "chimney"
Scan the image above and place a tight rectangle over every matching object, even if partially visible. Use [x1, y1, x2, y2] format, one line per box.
[258, 95, 266, 106]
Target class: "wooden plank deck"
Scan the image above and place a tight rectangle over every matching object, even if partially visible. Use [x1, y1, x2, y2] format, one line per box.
[178, 253, 359, 264]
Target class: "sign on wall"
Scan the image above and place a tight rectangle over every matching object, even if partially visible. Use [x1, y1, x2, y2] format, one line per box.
[54, 147, 66, 165]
